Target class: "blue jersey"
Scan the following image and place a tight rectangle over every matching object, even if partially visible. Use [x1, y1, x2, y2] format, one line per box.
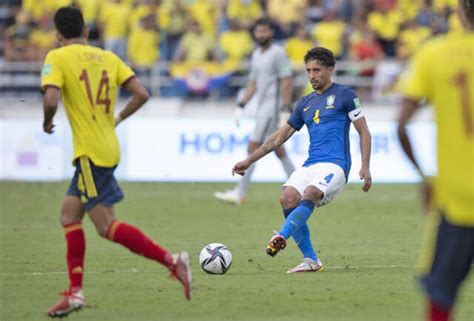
[287, 83, 361, 178]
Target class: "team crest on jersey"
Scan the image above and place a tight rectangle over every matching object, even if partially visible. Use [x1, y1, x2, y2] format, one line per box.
[325, 95, 335, 109]
[42, 64, 52, 76]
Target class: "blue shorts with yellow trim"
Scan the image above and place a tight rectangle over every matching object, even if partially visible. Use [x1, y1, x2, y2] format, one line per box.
[419, 213, 474, 309]
[67, 157, 124, 211]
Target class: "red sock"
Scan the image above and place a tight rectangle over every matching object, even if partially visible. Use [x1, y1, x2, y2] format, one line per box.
[106, 220, 173, 269]
[64, 222, 85, 290]
[428, 299, 451, 321]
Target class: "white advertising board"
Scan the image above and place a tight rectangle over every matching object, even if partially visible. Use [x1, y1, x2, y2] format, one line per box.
[0, 118, 436, 182]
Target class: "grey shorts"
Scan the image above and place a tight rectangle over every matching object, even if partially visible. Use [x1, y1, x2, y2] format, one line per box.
[250, 117, 279, 143]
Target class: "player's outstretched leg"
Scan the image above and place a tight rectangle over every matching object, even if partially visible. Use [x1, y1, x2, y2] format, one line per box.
[45, 288, 85, 318]
[266, 234, 287, 257]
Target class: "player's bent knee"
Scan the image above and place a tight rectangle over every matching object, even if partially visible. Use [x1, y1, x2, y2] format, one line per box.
[303, 186, 324, 203]
[280, 192, 300, 208]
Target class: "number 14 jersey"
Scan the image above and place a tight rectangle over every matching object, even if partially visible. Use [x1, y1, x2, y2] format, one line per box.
[41, 44, 135, 167]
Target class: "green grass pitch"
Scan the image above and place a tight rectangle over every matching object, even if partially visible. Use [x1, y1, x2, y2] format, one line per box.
[0, 182, 472, 321]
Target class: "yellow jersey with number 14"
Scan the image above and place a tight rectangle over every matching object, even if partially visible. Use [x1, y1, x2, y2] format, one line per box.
[41, 44, 135, 167]
[402, 32, 474, 226]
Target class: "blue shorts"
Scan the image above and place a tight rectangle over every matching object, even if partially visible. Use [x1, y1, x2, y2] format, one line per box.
[419, 213, 474, 309]
[67, 157, 124, 211]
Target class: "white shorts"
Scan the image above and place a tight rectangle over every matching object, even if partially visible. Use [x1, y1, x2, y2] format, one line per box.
[283, 162, 346, 207]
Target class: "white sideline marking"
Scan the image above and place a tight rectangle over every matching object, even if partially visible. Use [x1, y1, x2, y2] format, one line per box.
[0, 265, 414, 276]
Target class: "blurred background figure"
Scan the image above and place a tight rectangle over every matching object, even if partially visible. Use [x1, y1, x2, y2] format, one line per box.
[98, 0, 130, 60]
[3, 10, 32, 61]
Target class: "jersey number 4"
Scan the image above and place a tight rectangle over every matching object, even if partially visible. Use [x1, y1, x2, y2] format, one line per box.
[79, 69, 111, 114]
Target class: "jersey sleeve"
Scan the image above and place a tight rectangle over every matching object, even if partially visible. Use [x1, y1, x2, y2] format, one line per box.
[41, 51, 63, 91]
[399, 46, 431, 101]
[287, 98, 305, 130]
[274, 47, 292, 78]
[114, 53, 135, 86]
[342, 88, 364, 122]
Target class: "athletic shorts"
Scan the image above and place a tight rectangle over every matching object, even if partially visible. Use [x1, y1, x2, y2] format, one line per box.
[283, 162, 346, 207]
[250, 117, 278, 143]
[67, 156, 124, 211]
[418, 212, 474, 309]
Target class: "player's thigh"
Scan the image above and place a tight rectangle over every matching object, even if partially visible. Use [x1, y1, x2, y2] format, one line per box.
[419, 213, 474, 308]
[60, 195, 86, 225]
[307, 162, 346, 207]
[283, 167, 312, 197]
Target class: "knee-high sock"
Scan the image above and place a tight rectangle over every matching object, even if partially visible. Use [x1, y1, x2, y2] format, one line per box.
[236, 163, 256, 197]
[64, 222, 86, 290]
[279, 156, 295, 177]
[279, 200, 315, 240]
[106, 220, 173, 269]
[283, 208, 317, 261]
[428, 300, 451, 321]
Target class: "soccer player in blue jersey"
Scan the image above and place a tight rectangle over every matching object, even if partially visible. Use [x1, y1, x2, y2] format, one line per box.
[232, 47, 372, 272]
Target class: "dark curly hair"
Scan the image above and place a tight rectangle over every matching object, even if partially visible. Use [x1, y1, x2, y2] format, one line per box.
[304, 47, 336, 67]
[54, 6, 84, 39]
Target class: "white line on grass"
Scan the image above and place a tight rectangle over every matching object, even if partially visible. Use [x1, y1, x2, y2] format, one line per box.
[0, 265, 415, 276]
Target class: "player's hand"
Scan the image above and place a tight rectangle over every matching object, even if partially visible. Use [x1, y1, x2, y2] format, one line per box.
[234, 107, 243, 127]
[232, 159, 251, 176]
[43, 121, 55, 134]
[420, 179, 433, 214]
[359, 167, 372, 192]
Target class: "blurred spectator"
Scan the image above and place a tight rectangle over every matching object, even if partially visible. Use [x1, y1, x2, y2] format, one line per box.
[22, 0, 70, 21]
[265, 0, 307, 39]
[285, 24, 313, 70]
[225, 0, 263, 30]
[349, 25, 383, 76]
[368, 1, 403, 57]
[127, 13, 159, 72]
[174, 20, 216, 63]
[74, 0, 100, 46]
[185, 0, 219, 36]
[28, 14, 56, 61]
[416, 0, 437, 27]
[312, 9, 347, 58]
[98, 0, 130, 59]
[160, 0, 188, 61]
[3, 10, 32, 61]
[397, 19, 431, 59]
[306, 0, 326, 24]
[218, 19, 253, 68]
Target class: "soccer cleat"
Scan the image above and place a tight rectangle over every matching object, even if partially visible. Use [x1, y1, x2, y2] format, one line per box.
[45, 288, 85, 318]
[286, 258, 324, 273]
[266, 234, 287, 257]
[170, 252, 192, 300]
[214, 190, 245, 205]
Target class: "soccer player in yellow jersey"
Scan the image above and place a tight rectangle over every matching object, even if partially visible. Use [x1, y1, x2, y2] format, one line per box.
[41, 7, 191, 318]
[398, 1, 474, 320]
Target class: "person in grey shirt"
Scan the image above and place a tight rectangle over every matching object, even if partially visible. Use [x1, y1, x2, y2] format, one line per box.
[215, 17, 295, 205]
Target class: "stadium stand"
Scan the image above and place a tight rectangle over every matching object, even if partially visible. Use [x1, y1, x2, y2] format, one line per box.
[0, 0, 461, 101]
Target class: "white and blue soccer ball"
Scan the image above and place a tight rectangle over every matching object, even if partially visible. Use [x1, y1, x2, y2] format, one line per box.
[199, 243, 232, 275]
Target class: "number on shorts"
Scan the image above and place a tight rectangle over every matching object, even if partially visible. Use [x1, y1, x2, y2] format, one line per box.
[324, 173, 334, 184]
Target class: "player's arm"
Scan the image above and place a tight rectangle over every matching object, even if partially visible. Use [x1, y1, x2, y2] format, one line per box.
[353, 117, 372, 192]
[280, 76, 293, 110]
[397, 97, 424, 178]
[237, 79, 256, 107]
[232, 123, 296, 176]
[115, 77, 149, 126]
[43, 86, 60, 134]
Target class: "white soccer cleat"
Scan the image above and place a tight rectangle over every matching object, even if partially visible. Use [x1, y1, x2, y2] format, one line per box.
[214, 189, 245, 205]
[45, 288, 85, 318]
[286, 258, 324, 273]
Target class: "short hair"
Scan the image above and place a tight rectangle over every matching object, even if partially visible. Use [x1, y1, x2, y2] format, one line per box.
[254, 17, 274, 30]
[54, 6, 84, 39]
[304, 47, 336, 67]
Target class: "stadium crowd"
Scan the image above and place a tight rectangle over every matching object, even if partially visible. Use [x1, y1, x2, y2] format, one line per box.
[0, 0, 463, 97]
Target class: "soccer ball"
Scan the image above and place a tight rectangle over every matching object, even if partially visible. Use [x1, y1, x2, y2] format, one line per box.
[199, 243, 232, 274]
